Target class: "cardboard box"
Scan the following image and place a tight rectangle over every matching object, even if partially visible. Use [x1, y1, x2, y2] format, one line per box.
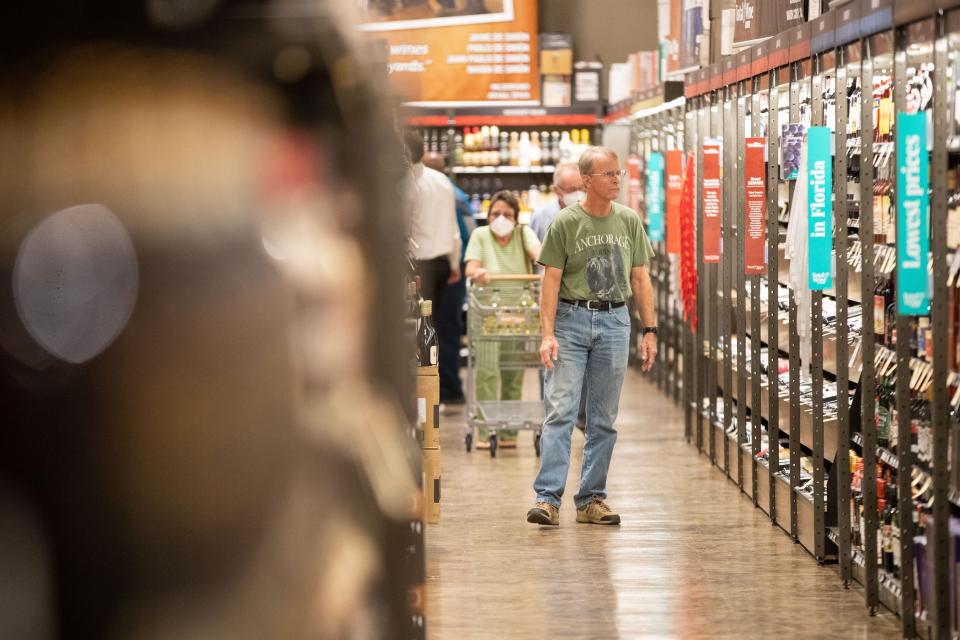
[574, 61, 603, 104]
[422, 447, 441, 524]
[542, 75, 571, 107]
[541, 49, 573, 75]
[415, 368, 440, 449]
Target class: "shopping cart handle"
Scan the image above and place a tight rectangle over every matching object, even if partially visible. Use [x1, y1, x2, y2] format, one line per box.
[484, 274, 541, 282]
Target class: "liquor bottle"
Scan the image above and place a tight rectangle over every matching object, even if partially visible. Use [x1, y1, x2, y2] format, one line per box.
[407, 280, 420, 324]
[530, 132, 542, 167]
[489, 125, 499, 151]
[509, 131, 519, 166]
[570, 129, 581, 160]
[551, 131, 562, 164]
[518, 131, 532, 167]
[453, 133, 464, 166]
[440, 128, 451, 159]
[540, 131, 551, 164]
[429, 129, 439, 153]
[559, 130, 572, 163]
[917, 317, 929, 359]
[881, 490, 896, 573]
[417, 300, 438, 367]
[580, 128, 591, 148]
[499, 132, 510, 165]
[873, 276, 888, 346]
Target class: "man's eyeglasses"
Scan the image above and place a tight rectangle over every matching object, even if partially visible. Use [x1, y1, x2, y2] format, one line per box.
[587, 169, 627, 179]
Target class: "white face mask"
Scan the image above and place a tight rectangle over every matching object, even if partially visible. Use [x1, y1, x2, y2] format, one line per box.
[561, 190, 586, 207]
[489, 215, 516, 238]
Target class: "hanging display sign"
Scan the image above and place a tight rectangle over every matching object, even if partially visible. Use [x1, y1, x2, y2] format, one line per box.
[896, 112, 930, 315]
[807, 126, 833, 290]
[647, 152, 665, 242]
[743, 137, 767, 274]
[702, 143, 722, 263]
[666, 150, 683, 255]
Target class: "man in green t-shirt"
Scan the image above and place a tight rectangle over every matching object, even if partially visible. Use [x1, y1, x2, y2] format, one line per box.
[526, 147, 658, 527]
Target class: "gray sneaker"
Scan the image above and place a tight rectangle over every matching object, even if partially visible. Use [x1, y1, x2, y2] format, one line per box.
[526, 501, 559, 526]
[576, 498, 620, 525]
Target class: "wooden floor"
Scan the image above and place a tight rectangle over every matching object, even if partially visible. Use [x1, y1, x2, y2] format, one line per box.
[425, 369, 903, 639]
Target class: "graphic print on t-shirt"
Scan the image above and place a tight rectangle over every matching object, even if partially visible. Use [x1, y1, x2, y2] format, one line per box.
[584, 247, 627, 299]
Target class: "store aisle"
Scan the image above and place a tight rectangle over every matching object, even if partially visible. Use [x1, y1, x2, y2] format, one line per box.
[425, 369, 902, 639]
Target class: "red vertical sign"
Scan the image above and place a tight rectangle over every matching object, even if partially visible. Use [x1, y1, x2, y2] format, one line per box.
[743, 137, 767, 274]
[666, 150, 683, 255]
[702, 145, 722, 263]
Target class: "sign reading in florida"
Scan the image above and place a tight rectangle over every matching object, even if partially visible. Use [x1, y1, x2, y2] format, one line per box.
[702, 143, 722, 263]
[647, 152, 665, 242]
[666, 150, 683, 255]
[743, 137, 767, 274]
[896, 112, 930, 315]
[807, 126, 833, 290]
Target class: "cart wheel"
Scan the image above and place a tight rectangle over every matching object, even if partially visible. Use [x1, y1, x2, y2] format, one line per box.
[465, 432, 473, 452]
[489, 434, 498, 458]
[534, 433, 542, 457]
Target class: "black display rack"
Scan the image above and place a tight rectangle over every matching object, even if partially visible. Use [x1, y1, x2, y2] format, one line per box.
[632, 1, 960, 637]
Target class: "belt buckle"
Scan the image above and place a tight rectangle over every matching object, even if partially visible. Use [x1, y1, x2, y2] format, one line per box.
[586, 300, 601, 311]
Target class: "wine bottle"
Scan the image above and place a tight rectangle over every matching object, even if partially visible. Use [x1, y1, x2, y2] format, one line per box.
[417, 300, 438, 367]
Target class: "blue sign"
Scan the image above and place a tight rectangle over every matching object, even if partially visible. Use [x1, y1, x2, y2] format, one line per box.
[647, 152, 665, 242]
[807, 127, 833, 290]
[896, 112, 930, 315]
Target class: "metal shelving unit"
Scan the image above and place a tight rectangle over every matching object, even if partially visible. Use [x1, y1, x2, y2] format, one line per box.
[657, 1, 960, 637]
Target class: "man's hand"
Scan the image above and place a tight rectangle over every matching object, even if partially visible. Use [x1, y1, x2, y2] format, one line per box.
[472, 267, 490, 285]
[640, 333, 657, 372]
[448, 266, 462, 284]
[540, 335, 560, 369]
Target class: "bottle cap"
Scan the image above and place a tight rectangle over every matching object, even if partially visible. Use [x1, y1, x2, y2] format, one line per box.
[421, 300, 433, 316]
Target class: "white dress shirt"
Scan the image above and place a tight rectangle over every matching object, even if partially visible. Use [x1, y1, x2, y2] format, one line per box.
[409, 163, 461, 269]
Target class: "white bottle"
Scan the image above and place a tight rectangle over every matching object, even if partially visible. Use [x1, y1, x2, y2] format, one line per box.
[559, 131, 572, 163]
[518, 131, 532, 167]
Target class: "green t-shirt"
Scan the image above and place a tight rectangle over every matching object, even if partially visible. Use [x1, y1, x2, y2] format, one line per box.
[537, 202, 654, 302]
[464, 225, 541, 276]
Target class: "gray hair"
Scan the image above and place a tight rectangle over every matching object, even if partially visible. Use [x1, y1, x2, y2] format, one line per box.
[578, 146, 619, 177]
[552, 162, 579, 187]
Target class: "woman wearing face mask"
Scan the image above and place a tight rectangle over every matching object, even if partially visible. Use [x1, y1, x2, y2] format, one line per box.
[464, 191, 541, 448]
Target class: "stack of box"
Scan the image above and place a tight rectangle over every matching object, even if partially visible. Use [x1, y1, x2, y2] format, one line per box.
[540, 33, 574, 107]
[416, 364, 441, 524]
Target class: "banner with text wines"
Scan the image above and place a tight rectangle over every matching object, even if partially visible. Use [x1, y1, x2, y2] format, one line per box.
[367, 0, 539, 106]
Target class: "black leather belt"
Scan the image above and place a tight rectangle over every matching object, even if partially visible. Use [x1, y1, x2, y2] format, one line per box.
[560, 298, 626, 311]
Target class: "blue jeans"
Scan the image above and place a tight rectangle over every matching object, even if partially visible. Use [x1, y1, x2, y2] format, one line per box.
[534, 301, 631, 509]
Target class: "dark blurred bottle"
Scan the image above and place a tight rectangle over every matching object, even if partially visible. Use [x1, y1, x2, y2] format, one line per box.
[417, 300, 438, 367]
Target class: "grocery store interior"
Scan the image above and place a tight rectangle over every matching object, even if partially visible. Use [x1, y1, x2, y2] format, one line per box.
[2, 0, 960, 638]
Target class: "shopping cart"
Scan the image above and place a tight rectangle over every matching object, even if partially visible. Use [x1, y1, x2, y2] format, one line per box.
[465, 274, 544, 457]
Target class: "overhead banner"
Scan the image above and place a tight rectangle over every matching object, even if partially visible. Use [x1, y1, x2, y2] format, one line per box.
[702, 143, 722, 263]
[807, 127, 833, 290]
[666, 150, 684, 255]
[744, 137, 767, 274]
[896, 112, 930, 315]
[365, 0, 539, 106]
[647, 152, 665, 242]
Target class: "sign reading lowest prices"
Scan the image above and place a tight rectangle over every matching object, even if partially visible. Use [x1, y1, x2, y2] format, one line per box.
[896, 112, 930, 315]
[743, 137, 766, 274]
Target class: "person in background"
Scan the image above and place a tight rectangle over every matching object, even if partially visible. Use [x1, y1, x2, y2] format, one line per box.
[464, 191, 541, 449]
[529, 163, 585, 243]
[527, 147, 657, 527]
[404, 133, 462, 375]
[423, 151, 473, 404]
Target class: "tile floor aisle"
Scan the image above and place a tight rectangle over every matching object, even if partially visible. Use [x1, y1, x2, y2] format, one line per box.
[425, 369, 903, 639]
